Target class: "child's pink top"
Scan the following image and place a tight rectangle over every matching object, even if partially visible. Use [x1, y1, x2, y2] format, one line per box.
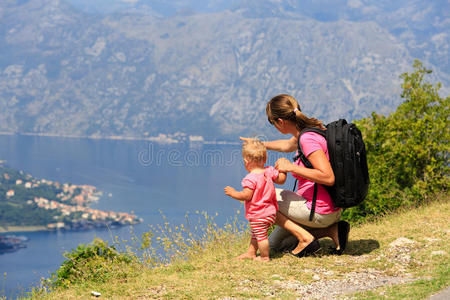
[293, 132, 339, 214]
[241, 166, 279, 220]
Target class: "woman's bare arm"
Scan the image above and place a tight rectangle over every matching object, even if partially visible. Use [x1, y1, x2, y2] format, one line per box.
[275, 150, 335, 186]
[240, 136, 297, 153]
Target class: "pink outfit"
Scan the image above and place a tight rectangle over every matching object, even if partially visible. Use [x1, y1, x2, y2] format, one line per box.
[241, 166, 279, 220]
[293, 132, 339, 214]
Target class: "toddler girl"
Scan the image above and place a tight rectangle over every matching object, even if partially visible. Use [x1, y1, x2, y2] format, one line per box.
[224, 139, 286, 261]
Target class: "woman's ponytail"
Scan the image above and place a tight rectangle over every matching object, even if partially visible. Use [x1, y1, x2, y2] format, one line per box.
[267, 94, 323, 131]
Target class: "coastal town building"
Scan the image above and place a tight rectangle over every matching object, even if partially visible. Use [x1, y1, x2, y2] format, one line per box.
[33, 195, 140, 226]
[2, 166, 141, 232]
[47, 222, 65, 230]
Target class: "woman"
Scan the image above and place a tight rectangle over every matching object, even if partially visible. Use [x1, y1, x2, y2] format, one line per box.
[242, 94, 350, 257]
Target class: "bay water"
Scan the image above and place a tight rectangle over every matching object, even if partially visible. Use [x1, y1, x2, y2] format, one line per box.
[0, 134, 293, 298]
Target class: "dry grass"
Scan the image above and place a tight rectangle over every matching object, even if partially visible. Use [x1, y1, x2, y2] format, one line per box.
[25, 197, 450, 299]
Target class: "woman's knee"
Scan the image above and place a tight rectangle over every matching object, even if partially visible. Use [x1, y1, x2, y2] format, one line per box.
[276, 189, 307, 217]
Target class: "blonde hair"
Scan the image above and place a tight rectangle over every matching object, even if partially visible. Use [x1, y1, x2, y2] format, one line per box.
[242, 139, 267, 164]
[266, 94, 324, 131]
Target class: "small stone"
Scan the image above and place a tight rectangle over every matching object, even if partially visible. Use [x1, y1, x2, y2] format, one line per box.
[389, 237, 415, 247]
[91, 291, 101, 297]
[401, 254, 411, 262]
[431, 250, 446, 256]
[424, 237, 440, 242]
[313, 274, 321, 281]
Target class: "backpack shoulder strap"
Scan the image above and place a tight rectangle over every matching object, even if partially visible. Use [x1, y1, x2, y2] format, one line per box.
[301, 127, 326, 138]
[293, 127, 326, 168]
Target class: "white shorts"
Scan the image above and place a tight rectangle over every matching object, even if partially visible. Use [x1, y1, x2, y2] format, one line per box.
[275, 188, 341, 229]
[269, 188, 341, 252]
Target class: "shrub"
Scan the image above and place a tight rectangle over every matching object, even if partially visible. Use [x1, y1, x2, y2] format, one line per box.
[50, 238, 134, 288]
[344, 60, 449, 222]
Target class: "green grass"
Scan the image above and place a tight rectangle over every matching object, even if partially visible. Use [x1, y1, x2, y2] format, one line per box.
[13, 198, 450, 299]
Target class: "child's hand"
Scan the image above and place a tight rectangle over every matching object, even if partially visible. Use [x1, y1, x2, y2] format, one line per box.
[224, 186, 236, 197]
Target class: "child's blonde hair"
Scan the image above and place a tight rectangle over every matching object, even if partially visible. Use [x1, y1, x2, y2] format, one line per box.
[242, 139, 267, 164]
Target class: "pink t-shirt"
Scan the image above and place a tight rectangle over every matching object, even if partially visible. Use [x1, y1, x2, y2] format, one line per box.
[241, 166, 279, 220]
[293, 132, 339, 215]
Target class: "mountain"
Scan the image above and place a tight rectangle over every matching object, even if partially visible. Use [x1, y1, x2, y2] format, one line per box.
[65, 0, 450, 72]
[0, 0, 448, 140]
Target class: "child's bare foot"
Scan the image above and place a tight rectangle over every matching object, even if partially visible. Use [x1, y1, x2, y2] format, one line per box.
[253, 256, 270, 262]
[235, 252, 256, 260]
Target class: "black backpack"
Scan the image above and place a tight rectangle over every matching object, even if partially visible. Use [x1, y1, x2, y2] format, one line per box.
[293, 119, 370, 221]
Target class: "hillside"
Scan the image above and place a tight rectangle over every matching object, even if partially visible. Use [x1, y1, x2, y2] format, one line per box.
[28, 198, 450, 299]
[1, 0, 449, 140]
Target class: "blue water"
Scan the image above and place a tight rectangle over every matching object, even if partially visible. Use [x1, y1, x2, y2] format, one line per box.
[0, 134, 293, 298]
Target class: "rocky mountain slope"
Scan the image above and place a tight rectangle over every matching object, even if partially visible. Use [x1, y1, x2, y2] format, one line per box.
[0, 0, 448, 140]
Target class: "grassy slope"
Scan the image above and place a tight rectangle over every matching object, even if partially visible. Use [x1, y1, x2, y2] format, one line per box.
[29, 198, 449, 299]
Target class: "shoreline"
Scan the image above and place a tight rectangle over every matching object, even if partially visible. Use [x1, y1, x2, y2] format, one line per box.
[0, 131, 241, 145]
[0, 226, 49, 234]
[0, 222, 139, 234]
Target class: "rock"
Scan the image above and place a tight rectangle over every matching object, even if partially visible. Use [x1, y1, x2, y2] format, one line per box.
[431, 250, 446, 256]
[424, 237, 441, 243]
[389, 237, 415, 247]
[271, 274, 283, 280]
[312, 274, 321, 281]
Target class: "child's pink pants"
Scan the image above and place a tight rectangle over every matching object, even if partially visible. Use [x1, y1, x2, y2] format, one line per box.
[249, 214, 276, 242]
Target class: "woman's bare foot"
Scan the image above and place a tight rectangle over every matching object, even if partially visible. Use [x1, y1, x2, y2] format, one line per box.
[235, 252, 256, 260]
[291, 237, 314, 255]
[253, 256, 270, 262]
[329, 222, 339, 249]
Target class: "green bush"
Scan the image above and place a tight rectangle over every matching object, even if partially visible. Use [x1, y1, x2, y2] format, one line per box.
[50, 238, 134, 288]
[343, 60, 450, 222]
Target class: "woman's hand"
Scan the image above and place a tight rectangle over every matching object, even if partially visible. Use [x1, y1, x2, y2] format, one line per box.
[239, 137, 255, 143]
[275, 157, 295, 173]
[282, 150, 335, 186]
